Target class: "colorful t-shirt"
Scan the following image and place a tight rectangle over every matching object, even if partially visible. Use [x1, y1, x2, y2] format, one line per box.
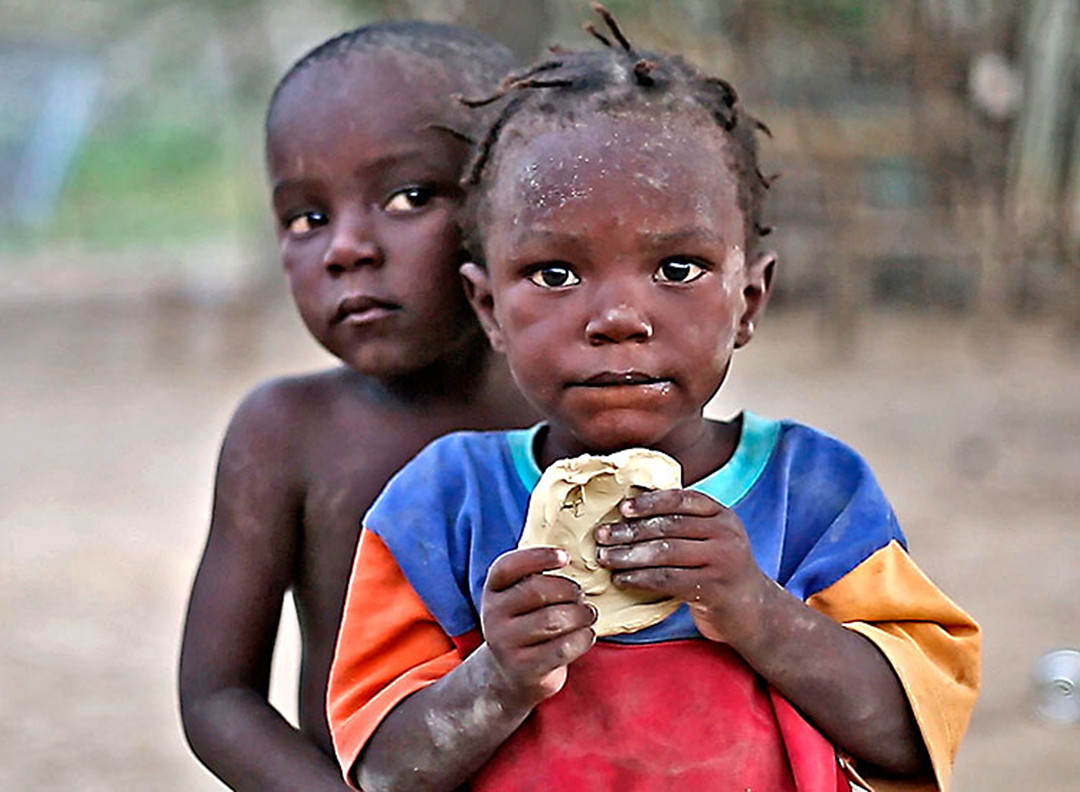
[328, 414, 980, 792]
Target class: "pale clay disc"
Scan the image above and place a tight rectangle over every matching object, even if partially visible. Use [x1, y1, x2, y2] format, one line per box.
[518, 448, 683, 637]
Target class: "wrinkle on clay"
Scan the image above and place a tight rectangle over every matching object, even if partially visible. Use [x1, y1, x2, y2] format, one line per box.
[519, 449, 683, 636]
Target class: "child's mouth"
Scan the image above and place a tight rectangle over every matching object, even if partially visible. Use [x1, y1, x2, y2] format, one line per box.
[332, 294, 401, 325]
[574, 371, 670, 388]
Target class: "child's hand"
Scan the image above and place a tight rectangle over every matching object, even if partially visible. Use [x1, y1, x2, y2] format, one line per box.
[594, 489, 770, 644]
[480, 547, 597, 706]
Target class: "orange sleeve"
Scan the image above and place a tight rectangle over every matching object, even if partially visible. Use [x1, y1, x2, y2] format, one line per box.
[807, 540, 981, 792]
[327, 530, 464, 787]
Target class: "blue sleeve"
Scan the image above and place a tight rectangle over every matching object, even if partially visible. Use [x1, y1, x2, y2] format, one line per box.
[363, 434, 481, 637]
[772, 424, 906, 601]
[363, 431, 528, 638]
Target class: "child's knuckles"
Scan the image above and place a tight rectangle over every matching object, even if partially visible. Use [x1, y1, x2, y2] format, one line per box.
[595, 521, 630, 544]
[654, 538, 674, 558]
[494, 547, 563, 583]
[480, 594, 507, 622]
[554, 634, 585, 663]
[530, 574, 581, 605]
[623, 567, 676, 591]
[486, 553, 524, 590]
[611, 538, 670, 566]
[545, 603, 594, 635]
[654, 568, 678, 587]
[567, 626, 596, 657]
[522, 570, 565, 600]
[639, 514, 681, 539]
[538, 605, 576, 635]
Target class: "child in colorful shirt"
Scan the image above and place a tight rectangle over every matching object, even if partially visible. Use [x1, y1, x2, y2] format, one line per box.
[327, 9, 980, 792]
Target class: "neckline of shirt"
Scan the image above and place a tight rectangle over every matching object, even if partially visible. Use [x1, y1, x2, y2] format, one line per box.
[505, 411, 781, 507]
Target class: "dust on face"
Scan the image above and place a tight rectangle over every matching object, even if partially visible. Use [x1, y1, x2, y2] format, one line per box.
[467, 112, 770, 458]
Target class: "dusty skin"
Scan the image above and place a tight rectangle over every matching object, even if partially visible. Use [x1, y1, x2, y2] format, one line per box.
[518, 448, 684, 636]
[1, 297, 1078, 791]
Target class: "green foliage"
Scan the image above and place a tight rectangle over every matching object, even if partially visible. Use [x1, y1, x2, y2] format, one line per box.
[42, 121, 250, 247]
[771, 0, 877, 29]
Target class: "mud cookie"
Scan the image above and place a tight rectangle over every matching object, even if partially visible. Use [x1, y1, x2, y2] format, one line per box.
[519, 448, 683, 636]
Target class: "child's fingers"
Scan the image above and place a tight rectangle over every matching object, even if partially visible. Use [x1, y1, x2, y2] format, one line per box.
[609, 566, 696, 595]
[503, 602, 598, 647]
[485, 547, 569, 592]
[497, 572, 585, 617]
[596, 537, 709, 569]
[619, 488, 722, 520]
[595, 513, 715, 545]
[521, 625, 596, 671]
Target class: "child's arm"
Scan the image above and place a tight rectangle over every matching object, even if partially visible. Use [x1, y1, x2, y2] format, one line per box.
[337, 546, 596, 792]
[179, 386, 351, 792]
[595, 489, 929, 776]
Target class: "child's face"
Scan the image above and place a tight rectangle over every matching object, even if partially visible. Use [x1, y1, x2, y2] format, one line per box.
[464, 114, 773, 453]
[266, 53, 481, 377]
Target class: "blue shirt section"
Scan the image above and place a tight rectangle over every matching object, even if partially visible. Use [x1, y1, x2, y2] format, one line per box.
[363, 414, 906, 645]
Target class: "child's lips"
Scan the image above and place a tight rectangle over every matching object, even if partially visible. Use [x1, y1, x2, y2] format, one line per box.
[332, 294, 401, 325]
[574, 370, 671, 388]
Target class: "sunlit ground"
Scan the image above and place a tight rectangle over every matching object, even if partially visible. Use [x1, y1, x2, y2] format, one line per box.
[1, 296, 1077, 790]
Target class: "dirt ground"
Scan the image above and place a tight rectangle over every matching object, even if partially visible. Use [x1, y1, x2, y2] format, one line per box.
[1, 296, 1077, 791]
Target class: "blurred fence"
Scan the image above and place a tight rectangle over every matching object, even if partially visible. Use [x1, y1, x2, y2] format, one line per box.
[0, 0, 1076, 334]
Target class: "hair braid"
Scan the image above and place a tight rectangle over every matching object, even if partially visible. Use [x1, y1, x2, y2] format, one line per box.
[460, 4, 775, 255]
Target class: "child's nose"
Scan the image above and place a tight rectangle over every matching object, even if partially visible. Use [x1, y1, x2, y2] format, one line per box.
[322, 210, 383, 274]
[585, 303, 654, 345]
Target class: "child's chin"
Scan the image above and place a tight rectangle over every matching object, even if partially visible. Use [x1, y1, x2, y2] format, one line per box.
[569, 412, 676, 453]
[338, 345, 424, 380]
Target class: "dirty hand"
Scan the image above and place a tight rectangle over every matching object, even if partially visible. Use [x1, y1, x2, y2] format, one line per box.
[480, 547, 597, 705]
[594, 489, 771, 644]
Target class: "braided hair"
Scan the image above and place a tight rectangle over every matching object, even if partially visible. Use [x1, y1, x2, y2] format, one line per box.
[460, 4, 775, 259]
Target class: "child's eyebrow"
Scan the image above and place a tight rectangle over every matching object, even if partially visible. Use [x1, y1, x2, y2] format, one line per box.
[272, 179, 316, 203]
[271, 148, 457, 202]
[509, 226, 726, 248]
[351, 147, 447, 176]
[637, 228, 727, 247]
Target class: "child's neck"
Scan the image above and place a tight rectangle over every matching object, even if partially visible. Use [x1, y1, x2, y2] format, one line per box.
[539, 415, 741, 484]
[349, 334, 513, 411]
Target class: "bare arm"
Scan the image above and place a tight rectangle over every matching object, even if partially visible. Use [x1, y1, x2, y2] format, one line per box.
[596, 490, 929, 776]
[179, 385, 352, 792]
[722, 576, 927, 774]
[352, 548, 596, 792]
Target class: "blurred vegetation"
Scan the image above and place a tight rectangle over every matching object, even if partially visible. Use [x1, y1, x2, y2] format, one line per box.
[0, 0, 1076, 328]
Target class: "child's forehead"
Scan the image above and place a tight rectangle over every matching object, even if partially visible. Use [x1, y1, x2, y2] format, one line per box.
[492, 114, 740, 217]
[269, 49, 462, 136]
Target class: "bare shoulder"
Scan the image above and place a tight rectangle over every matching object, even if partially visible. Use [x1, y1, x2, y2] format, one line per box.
[230, 368, 336, 427]
[224, 367, 361, 449]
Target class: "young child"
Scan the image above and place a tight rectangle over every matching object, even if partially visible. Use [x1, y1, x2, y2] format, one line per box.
[326, 9, 981, 792]
[178, 22, 535, 791]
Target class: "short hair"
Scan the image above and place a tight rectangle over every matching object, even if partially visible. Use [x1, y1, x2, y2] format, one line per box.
[266, 20, 517, 135]
[460, 5, 774, 259]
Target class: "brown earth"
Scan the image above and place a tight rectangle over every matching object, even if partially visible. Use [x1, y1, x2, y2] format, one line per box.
[1, 297, 1077, 790]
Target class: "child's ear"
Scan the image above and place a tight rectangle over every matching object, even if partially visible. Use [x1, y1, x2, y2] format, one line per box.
[460, 262, 506, 353]
[735, 250, 777, 349]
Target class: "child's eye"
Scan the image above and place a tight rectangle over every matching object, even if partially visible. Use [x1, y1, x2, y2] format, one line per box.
[654, 258, 706, 283]
[528, 264, 581, 289]
[284, 211, 328, 235]
[384, 186, 435, 214]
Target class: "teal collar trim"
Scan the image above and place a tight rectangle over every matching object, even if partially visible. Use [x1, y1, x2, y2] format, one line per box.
[506, 422, 545, 492]
[505, 412, 780, 506]
[692, 411, 781, 506]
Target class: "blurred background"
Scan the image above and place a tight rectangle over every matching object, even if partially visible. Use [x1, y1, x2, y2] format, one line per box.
[1, 1, 1076, 789]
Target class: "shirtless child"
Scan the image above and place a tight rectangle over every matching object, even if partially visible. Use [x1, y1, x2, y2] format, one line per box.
[179, 23, 531, 791]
